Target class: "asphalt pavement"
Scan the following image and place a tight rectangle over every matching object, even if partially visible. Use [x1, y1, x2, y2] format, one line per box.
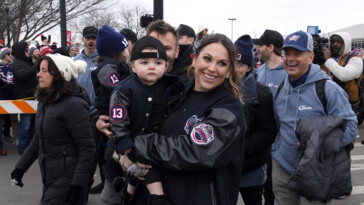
[2, 125, 364, 205]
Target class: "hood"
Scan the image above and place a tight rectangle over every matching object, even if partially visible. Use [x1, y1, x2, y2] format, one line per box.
[298, 63, 331, 85]
[12, 42, 33, 65]
[330, 32, 351, 57]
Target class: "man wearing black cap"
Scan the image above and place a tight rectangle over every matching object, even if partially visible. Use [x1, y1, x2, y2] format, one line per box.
[253, 29, 287, 94]
[74, 26, 99, 102]
[120, 28, 138, 62]
[252, 29, 286, 205]
[177, 24, 195, 45]
[74, 26, 103, 195]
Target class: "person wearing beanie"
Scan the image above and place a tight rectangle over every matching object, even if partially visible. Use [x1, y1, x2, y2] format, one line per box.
[66, 45, 77, 57]
[0, 47, 16, 156]
[120, 28, 138, 61]
[234, 34, 277, 205]
[12, 41, 38, 154]
[11, 54, 95, 205]
[40, 34, 49, 47]
[108, 35, 183, 205]
[90, 25, 131, 197]
[29, 47, 40, 63]
[92, 25, 129, 116]
[40, 46, 53, 57]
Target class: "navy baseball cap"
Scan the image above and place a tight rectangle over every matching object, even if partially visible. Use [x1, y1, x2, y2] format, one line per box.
[283, 30, 313, 52]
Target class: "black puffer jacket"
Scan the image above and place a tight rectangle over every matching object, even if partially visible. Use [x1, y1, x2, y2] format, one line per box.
[11, 42, 37, 99]
[15, 87, 96, 204]
[287, 116, 352, 202]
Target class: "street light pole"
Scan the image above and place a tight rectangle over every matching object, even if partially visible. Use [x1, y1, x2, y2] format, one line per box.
[5, 7, 11, 47]
[228, 18, 237, 41]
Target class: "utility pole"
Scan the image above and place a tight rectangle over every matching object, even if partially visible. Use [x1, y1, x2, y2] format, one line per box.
[60, 0, 67, 48]
[228, 18, 237, 41]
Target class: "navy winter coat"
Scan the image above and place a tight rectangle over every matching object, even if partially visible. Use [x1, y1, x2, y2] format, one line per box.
[287, 116, 352, 202]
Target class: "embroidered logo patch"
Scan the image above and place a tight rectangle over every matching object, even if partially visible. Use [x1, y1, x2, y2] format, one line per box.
[289, 35, 300, 41]
[110, 104, 127, 122]
[108, 72, 119, 86]
[184, 115, 203, 134]
[298, 105, 312, 111]
[190, 124, 214, 145]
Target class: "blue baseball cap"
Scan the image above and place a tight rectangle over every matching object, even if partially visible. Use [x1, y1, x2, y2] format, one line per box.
[282, 30, 313, 52]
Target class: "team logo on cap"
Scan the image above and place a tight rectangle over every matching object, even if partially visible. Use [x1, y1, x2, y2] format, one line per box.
[184, 115, 203, 134]
[110, 104, 127, 122]
[190, 124, 214, 145]
[108, 72, 119, 86]
[289, 35, 300, 41]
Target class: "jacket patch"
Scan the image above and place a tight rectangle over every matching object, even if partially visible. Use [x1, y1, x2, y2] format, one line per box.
[110, 104, 127, 122]
[184, 115, 203, 134]
[190, 124, 214, 145]
[108, 72, 119, 86]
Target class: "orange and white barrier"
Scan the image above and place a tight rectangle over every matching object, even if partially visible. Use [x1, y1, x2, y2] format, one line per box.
[0, 100, 37, 114]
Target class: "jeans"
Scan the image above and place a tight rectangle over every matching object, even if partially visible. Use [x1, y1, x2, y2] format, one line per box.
[18, 114, 35, 153]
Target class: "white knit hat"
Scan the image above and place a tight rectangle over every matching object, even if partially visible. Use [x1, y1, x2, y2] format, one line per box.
[46, 54, 86, 82]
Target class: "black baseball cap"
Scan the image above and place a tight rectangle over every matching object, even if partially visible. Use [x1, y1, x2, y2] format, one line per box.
[177, 24, 196, 39]
[120, 28, 138, 43]
[252, 29, 284, 49]
[83, 26, 98, 38]
[130, 36, 167, 61]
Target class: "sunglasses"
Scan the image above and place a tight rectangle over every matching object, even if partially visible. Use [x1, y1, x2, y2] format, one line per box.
[25, 48, 29, 52]
[7, 53, 12, 56]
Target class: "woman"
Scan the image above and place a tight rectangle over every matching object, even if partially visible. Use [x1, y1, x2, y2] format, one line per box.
[10, 54, 96, 205]
[128, 34, 245, 205]
[234, 35, 277, 205]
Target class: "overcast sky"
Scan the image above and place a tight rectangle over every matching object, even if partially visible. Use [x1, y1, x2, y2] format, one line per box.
[46, 0, 363, 44]
[137, 0, 364, 41]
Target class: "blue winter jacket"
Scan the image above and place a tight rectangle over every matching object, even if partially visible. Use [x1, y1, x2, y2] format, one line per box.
[74, 50, 99, 103]
[272, 64, 357, 173]
[256, 63, 287, 94]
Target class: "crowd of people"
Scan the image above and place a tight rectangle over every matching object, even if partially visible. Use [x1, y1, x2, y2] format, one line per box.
[1, 19, 364, 205]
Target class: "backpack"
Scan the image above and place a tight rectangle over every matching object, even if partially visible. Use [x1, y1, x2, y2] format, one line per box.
[275, 79, 327, 113]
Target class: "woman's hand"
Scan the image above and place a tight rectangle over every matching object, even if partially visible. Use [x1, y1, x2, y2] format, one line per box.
[96, 115, 112, 138]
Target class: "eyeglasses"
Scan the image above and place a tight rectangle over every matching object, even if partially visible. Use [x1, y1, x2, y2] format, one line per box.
[7, 53, 12, 56]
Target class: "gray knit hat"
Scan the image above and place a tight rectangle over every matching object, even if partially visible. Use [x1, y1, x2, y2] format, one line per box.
[0, 47, 11, 60]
